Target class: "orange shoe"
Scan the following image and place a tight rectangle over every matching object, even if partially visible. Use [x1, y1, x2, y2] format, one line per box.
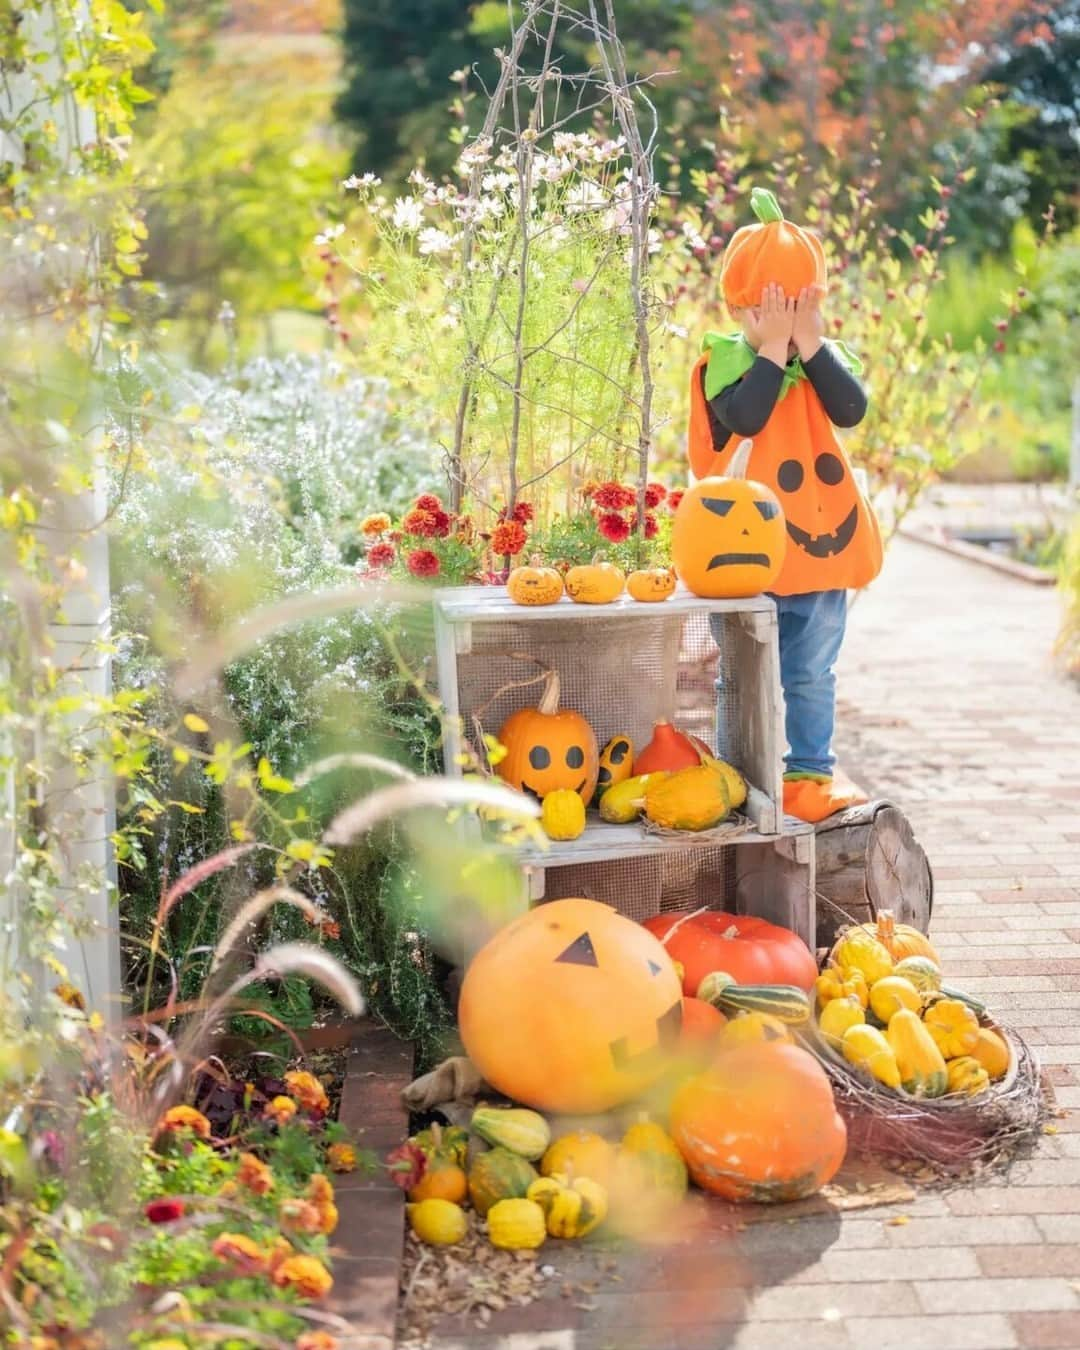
[783, 771, 868, 824]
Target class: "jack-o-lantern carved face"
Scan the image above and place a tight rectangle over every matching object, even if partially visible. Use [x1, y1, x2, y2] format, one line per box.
[495, 669, 599, 803]
[775, 451, 859, 559]
[458, 897, 684, 1113]
[673, 441, 786, 598]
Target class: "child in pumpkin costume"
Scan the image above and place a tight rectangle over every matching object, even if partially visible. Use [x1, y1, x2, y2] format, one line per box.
[688, 188, 883, 824]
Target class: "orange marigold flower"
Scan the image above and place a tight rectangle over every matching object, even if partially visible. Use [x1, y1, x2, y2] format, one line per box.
[360, 512, 392, 536]
[402, 507, 438, 537]
[284, 1070, 330, 1116]
[280, 1198, 325, 1235]
[272, 1254, 334, 1299]
[327, 1142, 357, 1173]
[267, 1235, 295, 1273]
[154, 1105, 212, 1141]
[414, 493, 444, 512]
[211, 1232, 268, 1275]
[237, 1152, 274, 1196]
[490, 519, 526, 556]
[54, 981, 86, 1010]
[318, 917, 342, 940]
[297, 1332, 340, 1350]
[580, 479, 599, 499]
[265, 1095, 298, 1126]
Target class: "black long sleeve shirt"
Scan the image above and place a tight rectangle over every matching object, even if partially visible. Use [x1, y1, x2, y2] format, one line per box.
[705, 343, 868, 443]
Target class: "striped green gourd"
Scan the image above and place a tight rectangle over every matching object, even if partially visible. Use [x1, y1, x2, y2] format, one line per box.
[698, 974, 811, 1026]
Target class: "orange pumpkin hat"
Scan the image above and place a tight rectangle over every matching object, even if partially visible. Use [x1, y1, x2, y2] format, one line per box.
[720, 187, 827, 309]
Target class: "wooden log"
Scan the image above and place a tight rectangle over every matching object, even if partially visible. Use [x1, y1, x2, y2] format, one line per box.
[814, 800, 933, 949]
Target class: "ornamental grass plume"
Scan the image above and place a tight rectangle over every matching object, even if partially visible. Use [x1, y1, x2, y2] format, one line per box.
[211, 1232, 268, 1275]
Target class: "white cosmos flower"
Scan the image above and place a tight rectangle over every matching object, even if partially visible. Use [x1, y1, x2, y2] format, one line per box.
[391, 197, 424, 232]
[418, 227, 454, 256]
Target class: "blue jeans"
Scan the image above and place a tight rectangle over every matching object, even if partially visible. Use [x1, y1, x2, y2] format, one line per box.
[773, 589, 848, 778]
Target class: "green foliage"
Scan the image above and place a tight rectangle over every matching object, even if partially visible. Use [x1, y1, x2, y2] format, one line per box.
[1059, 513, 1080, 680]
[134, 63, 347, 357]
[336, 0, 696, 183]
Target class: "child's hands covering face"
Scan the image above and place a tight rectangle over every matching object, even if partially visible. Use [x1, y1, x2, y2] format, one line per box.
[792, 285, 826, 359]
[748, 283, 794, 353]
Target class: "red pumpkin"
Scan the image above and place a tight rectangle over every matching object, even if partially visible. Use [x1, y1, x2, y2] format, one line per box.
[643, 910, 817, 996]
[670, 1042, 846, 1203]
[633, 721, 703, 775]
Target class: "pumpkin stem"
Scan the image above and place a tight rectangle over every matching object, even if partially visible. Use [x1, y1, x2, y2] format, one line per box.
[537, 667, 562, 716]
[729, 439, 754, 480]
[750, 187, 785, 224]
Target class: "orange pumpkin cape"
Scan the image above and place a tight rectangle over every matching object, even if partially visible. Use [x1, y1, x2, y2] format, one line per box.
[688, 333, 883, 597]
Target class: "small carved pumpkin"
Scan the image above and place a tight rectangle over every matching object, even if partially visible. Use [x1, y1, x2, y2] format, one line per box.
[594, 734, 634, 800]
[673, 440, 786, 598]
[495, 669, 598, 804]
[507, 555, 564, 607]
[627, 567, 676, 603]
[564, 556, 625, 605]
[459, 897, 683, 1114]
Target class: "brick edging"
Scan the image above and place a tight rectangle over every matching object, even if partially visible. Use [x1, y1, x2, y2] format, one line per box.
[330, 1022, 414, 1350]
[899, 524, 1057, 586]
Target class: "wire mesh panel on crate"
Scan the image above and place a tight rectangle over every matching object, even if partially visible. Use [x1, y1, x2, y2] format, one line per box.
[432, 589, 783, 835]
[540, 848, 737, 923]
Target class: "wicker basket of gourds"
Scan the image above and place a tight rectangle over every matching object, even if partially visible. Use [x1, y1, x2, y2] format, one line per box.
[803, 914, 1049, 1172]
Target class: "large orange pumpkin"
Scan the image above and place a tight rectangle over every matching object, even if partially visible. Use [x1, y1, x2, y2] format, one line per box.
[458, 898, 683, 1114]
[670, 1042, 847, 1203]
[642, 910, 818, 996]
[672, 441, 786, 598]
[719, 186, 826, 311]
[495, 669, 598, 804]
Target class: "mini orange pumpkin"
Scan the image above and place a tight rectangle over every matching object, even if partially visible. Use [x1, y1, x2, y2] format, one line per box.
[496, 669, 598, 803]
[458, 897, 684, 1114]
[719, 186, 826, 311]
[670, 1042, 846, 1203]
[627, 567, 676, 602]
[507, 556, 563, 606]
[859, 910, 940, 966]
[672, 441, 786, 598]
[564, 556, 625, 605]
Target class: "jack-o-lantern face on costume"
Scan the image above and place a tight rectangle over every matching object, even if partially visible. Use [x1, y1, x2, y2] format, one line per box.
[495, 668, 599, 803]
[458, 897, 684, 1113]
[776, 450, 860, 559]
[672, 441, 786, 598]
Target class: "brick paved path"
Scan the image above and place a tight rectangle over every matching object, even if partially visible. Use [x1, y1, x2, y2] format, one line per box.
[419, 536, 1080, 1350]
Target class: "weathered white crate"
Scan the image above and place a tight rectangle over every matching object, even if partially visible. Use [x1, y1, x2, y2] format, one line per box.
[432, 585, 815, 949]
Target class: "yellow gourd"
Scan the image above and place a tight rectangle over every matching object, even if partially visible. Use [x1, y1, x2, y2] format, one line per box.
[409, 1198, 468, 1246]
[598, 772, 668, 824]
[487, 1197, 548, 1249]
[830, 929, 893, 986]
[541, 789, 586, 841]
[526, 1172, 608, 1238]
[922, 999, 980, 1059]
[945, 1056, 990, 1097]
[869, 976, 922, 1023]
[970, 1027, 1010, 1081]
[540, 1132, 616, 1188]
[885, 1009, 947, 1098]
[721, 1011, 793, 1046]
[817, 995, 865, 1047]
[644, 763, 732, 831]
[841, 1024, 901, 1089]
[614, 1119, 688, 1200]
[595, 735, 635, 799]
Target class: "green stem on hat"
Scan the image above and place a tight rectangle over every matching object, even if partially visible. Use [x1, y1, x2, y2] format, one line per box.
[750, 187, 784, 224]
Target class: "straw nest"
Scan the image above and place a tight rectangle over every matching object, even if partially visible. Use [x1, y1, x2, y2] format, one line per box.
[802, 1020, 1051, 1175]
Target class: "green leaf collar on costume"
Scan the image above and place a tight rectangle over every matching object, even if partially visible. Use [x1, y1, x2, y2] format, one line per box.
[701, 331, 863, 404]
